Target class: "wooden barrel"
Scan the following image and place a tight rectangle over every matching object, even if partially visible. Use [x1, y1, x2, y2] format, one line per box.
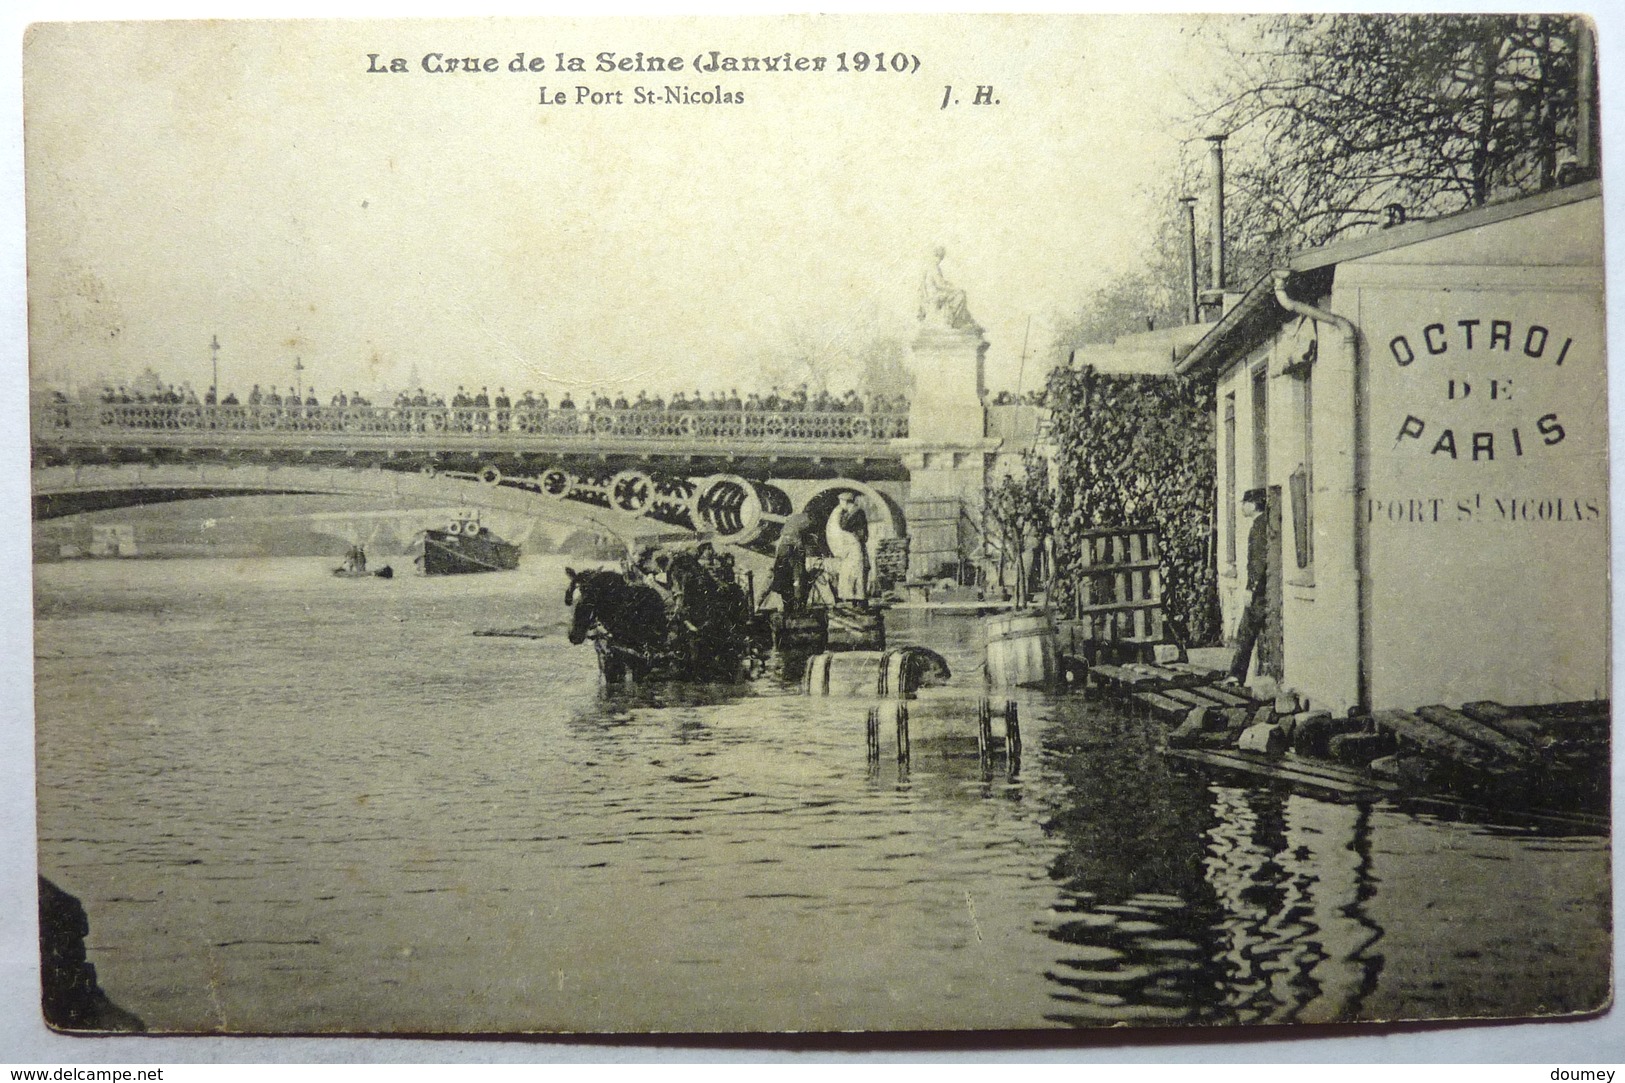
[984, 611, 1059, 688]
[805, 647, 952, 698]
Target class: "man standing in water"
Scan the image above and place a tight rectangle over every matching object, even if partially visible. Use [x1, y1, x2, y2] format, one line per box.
[827, 492, 870, 603]
[1228, 488, 1269, 684]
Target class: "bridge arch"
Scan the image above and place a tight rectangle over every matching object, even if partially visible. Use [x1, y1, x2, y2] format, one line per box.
[34, 462, 918, 566]
[32, 462, 665, 547]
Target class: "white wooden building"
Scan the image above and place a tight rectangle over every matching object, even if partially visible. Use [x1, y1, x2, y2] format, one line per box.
[1177, 181, 1607, 714]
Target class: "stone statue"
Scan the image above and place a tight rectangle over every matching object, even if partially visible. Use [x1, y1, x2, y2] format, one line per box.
[917, 246, 979, 332]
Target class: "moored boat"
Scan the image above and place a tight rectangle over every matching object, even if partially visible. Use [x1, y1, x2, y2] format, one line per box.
[416, 513, 520, 575]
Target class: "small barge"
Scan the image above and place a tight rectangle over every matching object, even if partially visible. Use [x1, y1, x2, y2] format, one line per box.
[416, 513, 520, 576]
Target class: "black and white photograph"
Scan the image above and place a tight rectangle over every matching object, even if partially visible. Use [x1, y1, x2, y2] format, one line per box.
[15, 10, 1617, 1044]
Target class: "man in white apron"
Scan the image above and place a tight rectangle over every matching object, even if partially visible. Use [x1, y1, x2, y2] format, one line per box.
[825, 492, 870, 602]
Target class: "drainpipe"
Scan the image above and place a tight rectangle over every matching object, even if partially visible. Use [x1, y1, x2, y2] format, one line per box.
[1271, 270, 1367, 712]
[1576, 18, 1597, 176]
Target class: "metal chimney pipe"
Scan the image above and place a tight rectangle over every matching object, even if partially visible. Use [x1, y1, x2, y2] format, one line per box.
[1180, 196, 1200, 323]
[1576, 18, 1597, 173]
[1206, 134, 1227, 294]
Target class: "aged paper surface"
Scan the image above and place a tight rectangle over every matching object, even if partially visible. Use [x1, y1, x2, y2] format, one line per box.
[18, 11, 1618, 1044]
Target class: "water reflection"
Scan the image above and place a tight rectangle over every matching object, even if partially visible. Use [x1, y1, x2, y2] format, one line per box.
[1201, 787, 1383, 1024]
[1032, 690, 1396, 1027]
[1035, 700, 1227, 1025]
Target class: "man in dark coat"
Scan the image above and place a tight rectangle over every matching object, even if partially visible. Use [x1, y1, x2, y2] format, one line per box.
[761, 509, 811, 613]
[1229, 488, 1269, 683]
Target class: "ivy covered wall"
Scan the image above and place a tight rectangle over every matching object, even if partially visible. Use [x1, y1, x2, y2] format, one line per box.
[1046, 365, 1221, 646]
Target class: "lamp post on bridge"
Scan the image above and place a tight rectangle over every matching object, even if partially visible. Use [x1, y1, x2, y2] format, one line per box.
[294, 356, 304, 403]
[210, 335, 220, 401]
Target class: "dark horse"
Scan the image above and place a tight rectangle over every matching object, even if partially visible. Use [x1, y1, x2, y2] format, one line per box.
[565, 567, 669, 684]
[566, 557, 757, 684]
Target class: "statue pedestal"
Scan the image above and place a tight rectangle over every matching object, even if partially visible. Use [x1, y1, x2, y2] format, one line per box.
[896, 322, 993, 581]
[908, 324, 987, 444]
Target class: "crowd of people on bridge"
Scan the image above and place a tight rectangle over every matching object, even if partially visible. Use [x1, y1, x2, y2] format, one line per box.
[90, 380, 908, 416]
[75, 377, 912, 440]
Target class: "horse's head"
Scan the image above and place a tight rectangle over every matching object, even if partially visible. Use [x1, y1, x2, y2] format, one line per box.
[564, 566, 600, 645]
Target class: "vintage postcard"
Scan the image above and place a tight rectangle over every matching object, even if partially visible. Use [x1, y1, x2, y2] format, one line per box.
[22, 13, 1613, 1037]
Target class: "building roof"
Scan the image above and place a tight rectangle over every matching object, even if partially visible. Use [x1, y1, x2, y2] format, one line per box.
[1070, 323, 1209, 376]
[1176, 180, 1602, 378]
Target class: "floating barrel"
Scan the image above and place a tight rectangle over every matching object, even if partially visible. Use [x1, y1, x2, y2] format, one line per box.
[871, 692, 1018, 770]
[984, 610, 1060, 688]
[694, 475, 790, 546]
[804, 647, 951, 698]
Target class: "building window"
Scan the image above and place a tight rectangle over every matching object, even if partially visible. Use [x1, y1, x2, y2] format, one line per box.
[1224, 392, 1237, 569]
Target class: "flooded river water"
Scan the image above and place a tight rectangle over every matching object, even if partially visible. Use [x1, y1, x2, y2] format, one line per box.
[33, 555, 1611, 1033]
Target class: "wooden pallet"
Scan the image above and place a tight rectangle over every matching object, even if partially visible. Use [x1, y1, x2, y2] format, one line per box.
[1059, 525, 1178, 664]
[1373, 709, 1521, 775]
[1092, 661, 1252, 700]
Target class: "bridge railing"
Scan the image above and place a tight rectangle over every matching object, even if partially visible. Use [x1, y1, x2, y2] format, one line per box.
[33, 401, 911, 444]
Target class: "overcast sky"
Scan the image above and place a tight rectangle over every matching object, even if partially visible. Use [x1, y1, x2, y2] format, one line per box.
[25, 16, 1223, 400]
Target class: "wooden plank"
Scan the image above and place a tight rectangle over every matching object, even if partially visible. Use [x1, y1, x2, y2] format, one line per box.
[1073, 600, 1163, 615]
[1135, 666, 1202, 690]
[1162, 687, 1225, 711]
[1090, 663, 1136, 682]
[1069, 559, 1161, 573]
[1092, 663, 1164, 689]
[1456, 701, 1563, 748]
[473, 625, 549, 639]
[1185, 685, 1252, 708]
[1164, 748, 1398, 796]
[1457, 701, 1548, 746]
[1275, 751, 1402, 790]
[1076, 523, 1158, 539]
[1165, 661, 1226, 680]
[1415, 704, 1535, 765]
[1134, 691, 1188, 721]
[1372, 709, 1508, 773]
